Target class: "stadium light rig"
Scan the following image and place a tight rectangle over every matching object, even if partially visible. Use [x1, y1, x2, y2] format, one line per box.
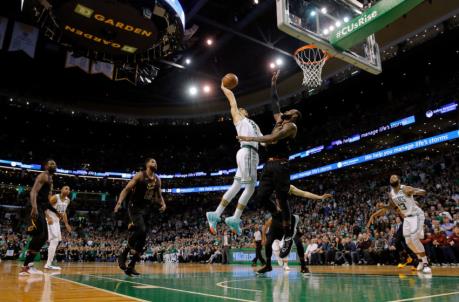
[189, 86, 198, 96]
[203, 85, 211, 94]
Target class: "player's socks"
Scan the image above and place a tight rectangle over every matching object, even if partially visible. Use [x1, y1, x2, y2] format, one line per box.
[46, 239, 59, 268]
[421, 256, 428, 264]
[225, 216, 242, 235]
[24, 251, 37, 267]
[118, 246, 129, 271]
[233, 184, 254, 219]
[216, 181, 241, 216]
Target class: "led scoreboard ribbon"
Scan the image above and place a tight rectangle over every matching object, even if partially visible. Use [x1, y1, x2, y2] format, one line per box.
[164, 129, 459, 193]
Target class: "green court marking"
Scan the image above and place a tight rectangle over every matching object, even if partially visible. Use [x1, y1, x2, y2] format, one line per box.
[56, 271, 459, 302]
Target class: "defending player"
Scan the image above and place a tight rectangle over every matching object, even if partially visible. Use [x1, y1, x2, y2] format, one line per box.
[237, 70, 302, 258]
[206, 82, 262, 235]
[368, 175, 431, 274]
[114, 158, 166, 276]
[19, 160, 60, 276]
[44, 186, 72, 270]
[258, 185, 332, 275]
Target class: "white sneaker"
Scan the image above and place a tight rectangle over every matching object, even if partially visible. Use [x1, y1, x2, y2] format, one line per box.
[44, 264, 61, 270]
[28, 266, 44, 275]
[19, 266, 31, 276]
[422, 265, 432, 274]
[283, 264, 290, 271]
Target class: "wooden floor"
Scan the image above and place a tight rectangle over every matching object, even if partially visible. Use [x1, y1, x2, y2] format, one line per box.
[2, 261, 459, 302]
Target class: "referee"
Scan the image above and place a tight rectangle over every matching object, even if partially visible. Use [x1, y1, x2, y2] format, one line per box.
[251, 225, 266, 266]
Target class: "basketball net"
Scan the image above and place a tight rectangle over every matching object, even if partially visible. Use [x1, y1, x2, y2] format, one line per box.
[293, 45, 330, 88]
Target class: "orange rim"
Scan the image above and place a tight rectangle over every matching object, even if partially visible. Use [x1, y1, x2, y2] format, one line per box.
[293, 44, 331, 65]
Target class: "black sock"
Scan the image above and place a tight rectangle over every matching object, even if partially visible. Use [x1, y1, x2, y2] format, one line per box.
[24, 251, 36, 267]
[121, 246, 130, 257]
[128, 252, 140, 268]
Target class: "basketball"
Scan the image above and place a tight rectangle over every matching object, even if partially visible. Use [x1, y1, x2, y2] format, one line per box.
[222, 73, 238, 89]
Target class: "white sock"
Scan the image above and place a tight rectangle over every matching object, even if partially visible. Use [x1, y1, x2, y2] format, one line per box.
[233, 184, 255, 219]
[216, 181, 241, 216]
[46, 239, 59, 266]
[421, 256, 428, 264]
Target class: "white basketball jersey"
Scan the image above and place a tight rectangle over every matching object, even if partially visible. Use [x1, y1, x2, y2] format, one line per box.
[49, 194, 70, 220]
[235, 117, 262, 148]
[390, 185, 422, 216]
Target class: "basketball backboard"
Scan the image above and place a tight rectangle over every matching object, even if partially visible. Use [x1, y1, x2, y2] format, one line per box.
[277, 0, 382, 75]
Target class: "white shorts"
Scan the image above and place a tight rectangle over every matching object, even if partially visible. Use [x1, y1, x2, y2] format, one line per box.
[403, 212, 425, 239]
[235, 147, 259, 184]
[46, 212, 62, 241]
[272, 240, 286, 264]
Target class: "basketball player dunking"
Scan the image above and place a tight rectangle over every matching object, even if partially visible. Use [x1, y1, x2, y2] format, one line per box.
[19, 159, 59, 276]
[237, 70, 302, 258]
[368, 175, 431, 274]
[206, 82, 263, 235]
[114, 158, 166, 276]
[44, 185, 72, 270]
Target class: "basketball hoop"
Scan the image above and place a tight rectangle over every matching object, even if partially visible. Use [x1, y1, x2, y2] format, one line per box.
[293, 45, 331, 88]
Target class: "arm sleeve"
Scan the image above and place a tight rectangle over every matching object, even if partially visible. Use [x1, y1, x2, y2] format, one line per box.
[271, 84, 281, 114]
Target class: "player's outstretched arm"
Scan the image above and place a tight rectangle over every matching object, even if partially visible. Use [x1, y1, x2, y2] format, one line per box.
[271, 70, 282, 123]
[366, 207, 389, 229]
[289, 185, 333, 200]
[237, 122, 296, 143]
[221, 82, 242, 124]
[114, 172, 141, 213]
[403, 186, 426, 196]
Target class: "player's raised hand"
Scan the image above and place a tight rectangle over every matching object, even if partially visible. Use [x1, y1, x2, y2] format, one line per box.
[221, 82, 234, 98]
[321, 193, 333, 200]
[271, 69, 280, 85]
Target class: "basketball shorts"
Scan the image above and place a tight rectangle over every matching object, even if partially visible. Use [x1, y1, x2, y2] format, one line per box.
[235, 147, 259, 184]
[403, 212, 425, 239]
[46, 212, 62, 241]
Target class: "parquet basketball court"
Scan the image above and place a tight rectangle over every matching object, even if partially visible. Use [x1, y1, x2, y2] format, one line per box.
[2, 262, 459, 301]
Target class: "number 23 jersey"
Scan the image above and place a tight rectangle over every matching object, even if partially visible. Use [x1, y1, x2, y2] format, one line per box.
[390, 185, 422, 216]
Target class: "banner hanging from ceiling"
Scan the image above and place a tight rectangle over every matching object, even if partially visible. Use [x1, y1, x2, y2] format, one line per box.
[0, 17, 7, 50]
[8, 21, 38, 58]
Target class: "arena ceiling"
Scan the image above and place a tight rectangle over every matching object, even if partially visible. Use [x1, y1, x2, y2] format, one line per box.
[0, 0, 458, 119]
